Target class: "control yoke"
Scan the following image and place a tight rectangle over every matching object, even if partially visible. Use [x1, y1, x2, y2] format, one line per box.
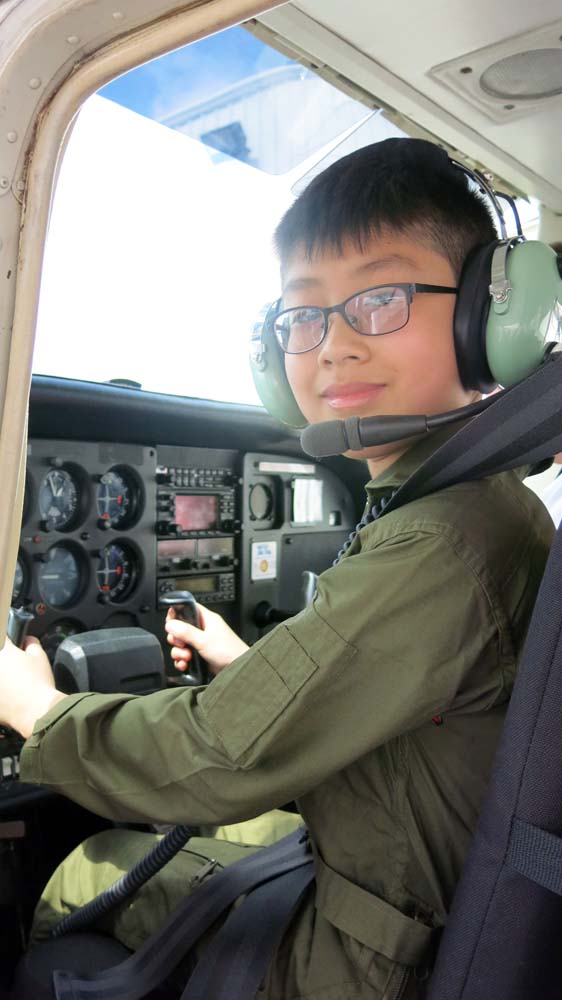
[158, 590, 210, 686]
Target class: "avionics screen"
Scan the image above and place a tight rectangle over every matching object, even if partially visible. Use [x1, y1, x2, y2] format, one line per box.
[175, 494, 218, 531]
[174, 575, 216, 593]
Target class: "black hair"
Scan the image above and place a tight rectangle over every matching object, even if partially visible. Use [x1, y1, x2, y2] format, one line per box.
[274, 138, 497, 278]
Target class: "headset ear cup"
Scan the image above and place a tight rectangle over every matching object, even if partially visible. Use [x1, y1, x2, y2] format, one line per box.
[486, 240, 562, 386]
[454, 242, 499, 393]
[249, 301, 307, 428]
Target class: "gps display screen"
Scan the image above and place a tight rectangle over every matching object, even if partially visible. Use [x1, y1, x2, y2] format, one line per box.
[174, 494, 218, 531]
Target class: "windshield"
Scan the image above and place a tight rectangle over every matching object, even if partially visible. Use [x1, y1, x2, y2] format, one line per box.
[32, 24, 537, 406]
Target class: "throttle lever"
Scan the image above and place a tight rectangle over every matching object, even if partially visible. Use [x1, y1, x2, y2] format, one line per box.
[7, 607, 34, 648]
[159, 590, 210, 686]
[1, 608, 35, 757]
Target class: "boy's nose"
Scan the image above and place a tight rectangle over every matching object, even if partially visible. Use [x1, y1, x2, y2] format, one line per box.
[317, 313, 371, 366]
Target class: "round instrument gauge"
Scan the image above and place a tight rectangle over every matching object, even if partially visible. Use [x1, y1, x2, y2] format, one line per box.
[96, 542, 139, 603]
[96, 466, 142, 529]
[40, 619, 84, 665]
[38, 467, 81, 531]
[249, 483, 273, 521]
[12, 554, 27, 605]
[38, 543, 86, 608]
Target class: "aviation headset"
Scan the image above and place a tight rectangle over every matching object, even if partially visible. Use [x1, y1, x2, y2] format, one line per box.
[249, 140, 562, 429]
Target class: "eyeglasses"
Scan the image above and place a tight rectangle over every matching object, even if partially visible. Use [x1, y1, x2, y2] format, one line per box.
[272, 282, 458, 355]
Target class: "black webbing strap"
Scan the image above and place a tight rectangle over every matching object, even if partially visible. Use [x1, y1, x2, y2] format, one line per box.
[52, 828, 312, 1000]
[384, 353, 562, 515]
[506, 818, 562, 897]
[180, 863, 313, 999]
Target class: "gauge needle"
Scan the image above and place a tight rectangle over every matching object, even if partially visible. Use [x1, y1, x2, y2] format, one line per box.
[47, 472, 63, 497]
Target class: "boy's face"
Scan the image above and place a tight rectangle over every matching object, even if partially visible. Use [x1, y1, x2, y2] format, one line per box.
[283, 232, 479, 475]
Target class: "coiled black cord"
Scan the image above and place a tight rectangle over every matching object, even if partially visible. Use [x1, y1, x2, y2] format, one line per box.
[51, 491, 396, 939]
[333, 492, 396, 565]
[51, 823, 196, 938]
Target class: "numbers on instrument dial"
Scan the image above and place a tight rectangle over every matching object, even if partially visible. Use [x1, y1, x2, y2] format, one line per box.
[96, 542, 139, 603]
[96, 466, 142, 529]
[38, 467, 81, 531]
[37, 543, 87, 608]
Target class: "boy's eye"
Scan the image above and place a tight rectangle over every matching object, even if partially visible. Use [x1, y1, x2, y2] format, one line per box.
[291, 308, 322, 326]
[362, 288, 400, 309]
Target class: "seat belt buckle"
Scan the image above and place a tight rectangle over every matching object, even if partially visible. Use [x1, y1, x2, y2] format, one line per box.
[189, 858, 219, 889]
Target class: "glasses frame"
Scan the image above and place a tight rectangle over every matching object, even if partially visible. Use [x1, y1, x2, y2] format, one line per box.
[273, 282, 459, 355]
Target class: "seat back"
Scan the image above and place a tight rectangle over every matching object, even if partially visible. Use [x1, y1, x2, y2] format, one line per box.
[428, 522, 562, 999]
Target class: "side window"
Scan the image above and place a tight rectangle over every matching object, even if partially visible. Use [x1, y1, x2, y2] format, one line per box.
[32, 24, 408, 405]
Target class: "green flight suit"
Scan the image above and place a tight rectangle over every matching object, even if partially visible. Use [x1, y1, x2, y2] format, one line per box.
[20, 427, 554, 999]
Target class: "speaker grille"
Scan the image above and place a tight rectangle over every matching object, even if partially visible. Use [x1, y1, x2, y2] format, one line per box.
[480, 49, 562, 100]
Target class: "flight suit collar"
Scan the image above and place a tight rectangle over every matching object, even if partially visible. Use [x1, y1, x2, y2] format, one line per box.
[365, 422, 468, 503]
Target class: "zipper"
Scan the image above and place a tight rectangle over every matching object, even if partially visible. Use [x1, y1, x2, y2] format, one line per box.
[386, 964, 410, 1000]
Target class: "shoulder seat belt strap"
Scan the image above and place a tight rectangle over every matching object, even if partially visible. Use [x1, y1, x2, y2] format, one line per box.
[386, 353, 562, 514]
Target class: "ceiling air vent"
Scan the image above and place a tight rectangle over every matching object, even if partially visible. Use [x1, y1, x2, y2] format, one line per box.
[429, 19, 562, 123]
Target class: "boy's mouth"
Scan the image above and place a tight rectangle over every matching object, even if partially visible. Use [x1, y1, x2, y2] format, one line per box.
[321, 382, 386, 410]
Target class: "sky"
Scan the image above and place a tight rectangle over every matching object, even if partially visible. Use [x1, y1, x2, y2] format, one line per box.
[100, 26, 290, 122]
[32, 22, 399, 405]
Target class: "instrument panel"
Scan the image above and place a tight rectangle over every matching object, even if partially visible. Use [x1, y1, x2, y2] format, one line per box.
[3, 437, 355, 792]
[14, 439, 356, 656]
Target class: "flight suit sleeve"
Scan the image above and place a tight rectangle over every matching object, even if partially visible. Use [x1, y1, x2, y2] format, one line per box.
[19, 524, 504, 825]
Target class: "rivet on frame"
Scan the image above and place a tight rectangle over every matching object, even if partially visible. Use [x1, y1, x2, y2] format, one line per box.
[67, 35, 80, 45]
[6, 132, 17, 144]
[0, 178, 9, 189]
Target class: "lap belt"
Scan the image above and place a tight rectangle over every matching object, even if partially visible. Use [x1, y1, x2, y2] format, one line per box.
[53, 827, 314, 1000]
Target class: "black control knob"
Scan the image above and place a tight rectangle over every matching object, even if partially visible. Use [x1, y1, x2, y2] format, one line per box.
[98, 518, 112, 531]
[156, 521, 182, 536]
[156, 470, 172, 485]
[39, 517, 57, 533]
[253, 601, 293, 627]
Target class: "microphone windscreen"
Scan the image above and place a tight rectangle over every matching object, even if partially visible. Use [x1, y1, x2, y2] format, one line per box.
[301, 420, 351, 458]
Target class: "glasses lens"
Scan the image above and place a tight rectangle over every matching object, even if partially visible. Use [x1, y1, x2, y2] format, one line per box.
[346, 286, 409, 335]
[274, 307, 324, 354]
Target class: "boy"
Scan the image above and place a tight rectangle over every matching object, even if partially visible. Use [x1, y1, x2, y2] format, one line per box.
[0, 138, 554, 999]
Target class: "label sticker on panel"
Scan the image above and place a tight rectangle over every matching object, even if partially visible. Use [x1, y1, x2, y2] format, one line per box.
[251, 541, 278, 581]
